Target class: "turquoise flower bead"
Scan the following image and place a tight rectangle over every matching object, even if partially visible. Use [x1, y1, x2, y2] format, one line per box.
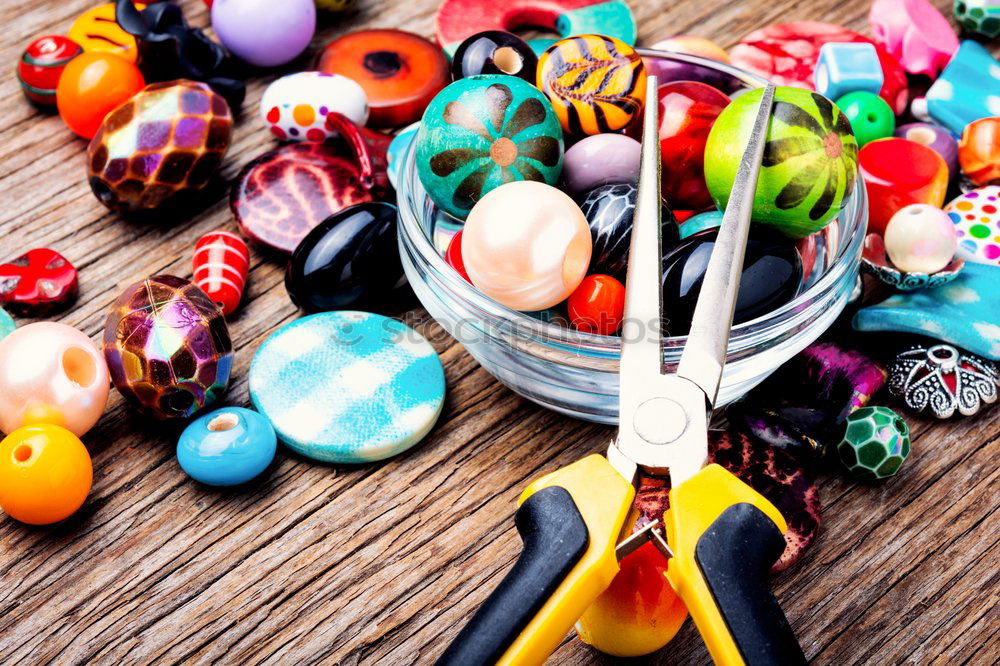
[177, 407, 277, 486]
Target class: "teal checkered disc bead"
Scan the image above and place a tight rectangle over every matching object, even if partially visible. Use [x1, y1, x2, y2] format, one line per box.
[837, 406, 911, 480]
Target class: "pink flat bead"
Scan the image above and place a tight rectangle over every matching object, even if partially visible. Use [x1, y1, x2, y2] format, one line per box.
[869, 0, 958, 78]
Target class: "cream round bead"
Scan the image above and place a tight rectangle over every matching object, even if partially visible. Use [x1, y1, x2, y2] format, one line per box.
[0, 322, 109, 437]
[884, 204, 958, 274]
[463, 181, 592, 311]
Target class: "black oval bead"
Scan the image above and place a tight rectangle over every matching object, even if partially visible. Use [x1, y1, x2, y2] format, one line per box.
[451, 30, 539, 82]
[661, 228, 803, 335]
[285, 202, 402, 312]
[579, 183, 680, 280]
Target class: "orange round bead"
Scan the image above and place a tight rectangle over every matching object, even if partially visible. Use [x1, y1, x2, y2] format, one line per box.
[0, 424, 92, 525]
[55, 52, 144, 139]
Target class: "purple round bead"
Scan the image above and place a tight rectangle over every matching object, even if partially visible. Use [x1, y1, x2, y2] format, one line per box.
[561, 134, 641, 197]
[211, 0, 316, 68]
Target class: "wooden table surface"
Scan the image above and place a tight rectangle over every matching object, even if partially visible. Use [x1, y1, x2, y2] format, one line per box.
[2, 0, 998, 663]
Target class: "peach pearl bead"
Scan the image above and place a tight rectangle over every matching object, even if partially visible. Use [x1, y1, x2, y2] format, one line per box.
[463, 181, 592, 311]
[884, 203, 957, 274]
[0, 322, 109, 437]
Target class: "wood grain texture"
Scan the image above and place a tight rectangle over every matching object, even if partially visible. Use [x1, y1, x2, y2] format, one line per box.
[1, 0, 998, 664]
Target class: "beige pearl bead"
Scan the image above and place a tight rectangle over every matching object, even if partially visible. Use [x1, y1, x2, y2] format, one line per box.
[884, 204, 957, 274]
[462, 181, 593, 311]
[0, 322, 109, 437]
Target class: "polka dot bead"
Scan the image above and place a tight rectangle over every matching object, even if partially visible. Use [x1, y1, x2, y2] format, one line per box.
[259, 72, 368, 142]
[944, 185, 1000, 266]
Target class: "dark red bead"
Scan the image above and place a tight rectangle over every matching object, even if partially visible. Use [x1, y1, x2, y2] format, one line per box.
[445, 230, 471, 283]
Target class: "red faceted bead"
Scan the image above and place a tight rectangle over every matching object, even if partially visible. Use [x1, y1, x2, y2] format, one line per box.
[445, 230, 471, 283]
[0, 248, 78, 316]
[17, 35, 83, 107]
[193, 231, 250, 316]
[567, 274, 626, 335]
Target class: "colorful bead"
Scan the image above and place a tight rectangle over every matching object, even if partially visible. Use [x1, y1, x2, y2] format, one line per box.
[260, 72, 368, 142]
[16, 36, 83, 106]
[0, 322, 109, 438]
[103, 275, 233, 419]
[894, 122, 959, 181]
[193, 231, 250, 316]
[869, 0, 958, 78]
[0, 425, 92, 525]
[884, 204, 958, 274]
[415, 76, 564, 219]
[537, 35, 646, 136]
[705, 86, 858, 238]
[56, 52, 145, 139]
[87, 80, 232, 213]
[859, 138, 949, 236]
[958, 117, 1000, 186]
[861, 232, 964, 290]
[837, 406, 910, 480]
[0, 248, 78, 316]
[567, 274, 625, 335]
[679, 210, 724, 238]
[944, 186, 1000, 266]
[954, 0, 1000, 38]
[926, 41, 1000, 137]
[177, 407, 277, 486]
[211, 0, 315, 68]
[561, 134, 640, 197]
[444, 229, 471, 282]
[813, 42, 883, 102]
[0, 309, 13, 341]
[68, 2, 139, 63]
[835, 91, 896, 147]
[451, 31, 538, 83]
[317, 30, 450, 128]
[249, 312, 445, 463]
[463, 181, 591, 311]
[889, 344, 998, 418]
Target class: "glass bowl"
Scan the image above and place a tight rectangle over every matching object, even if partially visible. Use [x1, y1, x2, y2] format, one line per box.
[396, 49, 867, 424]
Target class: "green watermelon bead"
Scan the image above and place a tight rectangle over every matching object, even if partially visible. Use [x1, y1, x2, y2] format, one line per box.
[704, 86, 859, 238]
[837, 406, 911, 480]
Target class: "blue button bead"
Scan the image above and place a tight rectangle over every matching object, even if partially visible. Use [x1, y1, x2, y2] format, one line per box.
[177, 407, 277, 486]
[814, 42, 884, 102]
[926, 41, 1000, 136]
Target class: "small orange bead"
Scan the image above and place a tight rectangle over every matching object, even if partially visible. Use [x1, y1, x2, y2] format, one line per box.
[55, 52, 144, 139]
[0, 425, 92, 525]
[567, 274, 626, 335]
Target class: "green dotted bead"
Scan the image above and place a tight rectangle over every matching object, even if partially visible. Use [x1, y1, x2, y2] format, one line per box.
[954, 0, 1000, 39]
[837, 406, 911, 480]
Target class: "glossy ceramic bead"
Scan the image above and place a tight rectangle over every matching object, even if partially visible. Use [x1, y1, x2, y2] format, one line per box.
[836, 91, 895, 147]
[837, 406, 910, 480]
[286, 203, 402, 312]
[211, 0, 315, 68]
[193, 230, 250, 316]
[463, 181, 591, 311]
[16, 36, 83, 106]
[889, 344, 998, 418]
[658, 81, 730, 211]
[859, 137, 949, 236]
[561, 134, 640, 196]
[537, 35, 646, 136]
[56, 52, 145, 139]
[0, 248, 78, 316]
[894, 122, 959, 181]
[415, 76, 564, 219]
[883, 204, 958, 274]
[579, 183, 679, 280]
[814, 42, 883, 101]
[68, 2, 138, 63]
[958, 117, 1000, 186]
[705, 87, 859, 238]
[944, 186, 1000, 266]
[0, 322, 109, 437]
[87, 80, 232, 213]
[954, 0, 1000, 38]
[451, 31, 538, 84]
[869, 0, 958, 78]
[0, 425, 92, 525]
[926, 41, 1000, 137]
[679, 210, 723, 238]
[260, 72, 368, 142]
[661, 228, 803, 334]
[249, 312, 445, 463]
[567, 274, 625, 335]
[317, 30, 449, 128]
[103, 275, 232, 419]
[861, 232, 964, 290]
[177, 407, 276, 486]
[445, 230, 471, 282]
[0, 309, 13, 341]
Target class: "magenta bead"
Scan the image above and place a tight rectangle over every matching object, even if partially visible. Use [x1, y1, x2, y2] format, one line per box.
[211, 0, 316, 68]
[868, 0, 958, 78]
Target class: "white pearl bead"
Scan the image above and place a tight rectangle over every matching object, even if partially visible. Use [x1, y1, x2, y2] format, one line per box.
[884, 203, 957, 274]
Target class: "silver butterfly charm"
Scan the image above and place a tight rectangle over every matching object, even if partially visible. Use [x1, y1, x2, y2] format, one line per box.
[888, 344, 999, 419]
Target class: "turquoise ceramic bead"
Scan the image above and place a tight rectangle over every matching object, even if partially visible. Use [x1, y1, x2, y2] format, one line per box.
[680, 210, 724, 239]
[177, 407, 276, 486]
[415, 75, 564, 219]
[836, 91, 895, 147]
[0, 308, 14, 341]
[926, 41, 1000, 136]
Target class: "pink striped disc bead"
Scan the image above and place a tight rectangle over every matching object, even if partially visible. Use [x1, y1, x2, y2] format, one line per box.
[193, 230, 250, 316]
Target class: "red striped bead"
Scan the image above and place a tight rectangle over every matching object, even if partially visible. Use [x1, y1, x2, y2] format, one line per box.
[193, 231, 249, 316]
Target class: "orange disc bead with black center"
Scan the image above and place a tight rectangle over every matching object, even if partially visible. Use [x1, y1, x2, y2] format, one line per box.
[567, 274, 626, 335]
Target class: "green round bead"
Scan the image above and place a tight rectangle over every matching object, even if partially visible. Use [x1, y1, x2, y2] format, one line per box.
[837, 406, 911, 480]
[704, 86, 859, 239]
[954, 0, 1000, 39]
[415, 75, 564, 219]
[835, 91, 896, 148]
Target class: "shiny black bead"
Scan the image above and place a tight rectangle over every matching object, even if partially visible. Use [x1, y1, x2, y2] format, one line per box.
[285, 202, 402, 312]
[451, 30, 539, 82]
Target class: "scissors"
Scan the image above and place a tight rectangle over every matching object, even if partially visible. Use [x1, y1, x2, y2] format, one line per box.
[438, 78, 806, 666]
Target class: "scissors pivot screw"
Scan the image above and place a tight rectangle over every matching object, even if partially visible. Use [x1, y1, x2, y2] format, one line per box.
[633, 397, 687, 445]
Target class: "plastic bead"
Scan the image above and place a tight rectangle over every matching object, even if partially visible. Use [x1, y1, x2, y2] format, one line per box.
[836, 91, 896, 147]
[837, 406, 910, 480]
[463, 181, 591, 311]
[0, 309, 13, 341]
[0, 425, 92, 525]
[944, 185, 1000, 266]
[883, 204, 958, 274]
[68, 2, 138, 63]
[561, 134, 641, 197]
[177, 407, 277, 486]
[814, 42, 883, 101]
[861, 232, 964, 290]
[958, 117, 1000, 186]
[193, 231, 250, 317]
[926, 41, 1000, 137]
[451, 31, 538, 83]
[55, 52, 145, 139]
[103, 275, 232, 420]
[211, 0, 315, 68]
[567, 274, 626, 335]
[0, 322, 109, 438]
[869, 0, 958, 78]
[260, 72, 368, 141]
[537, 35, 646, 136]
[859, 138, 949, 236]
[679, 210, 724, 238]
[317, 30, 450, 128]
[415, 76, 564, 219]
[16, 36, 82, 107]
[954, 0, 1000, 38]
[0, 248, 78, 316]
[286, 202, 402, 312]
[445, 230, 471, 282]
[894, 122, 959, 181]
